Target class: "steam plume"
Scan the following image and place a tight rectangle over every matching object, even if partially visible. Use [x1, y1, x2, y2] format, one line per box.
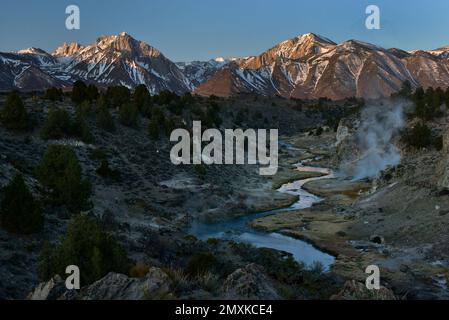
[343, 101, 407, 180]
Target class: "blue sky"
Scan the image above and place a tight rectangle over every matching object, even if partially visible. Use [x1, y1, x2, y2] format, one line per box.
[1, 0, 449, 61]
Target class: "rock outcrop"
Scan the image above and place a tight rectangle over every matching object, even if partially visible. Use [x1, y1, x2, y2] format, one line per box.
[80, 269, 171, 300]
[334, 116, 361, 166]
[28, 268, 172, 300]
[53, 42, 84, 57]
[222, 264, 281, 300]
[28, 275, 70, 300]
[196, 33, 449, 100]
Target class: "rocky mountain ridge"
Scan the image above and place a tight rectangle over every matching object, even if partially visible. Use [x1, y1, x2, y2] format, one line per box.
[2, 32, 449, 99]
[196, 33, 449, 100]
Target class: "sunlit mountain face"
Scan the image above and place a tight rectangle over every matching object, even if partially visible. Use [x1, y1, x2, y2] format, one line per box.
[2, 32, 449, 99]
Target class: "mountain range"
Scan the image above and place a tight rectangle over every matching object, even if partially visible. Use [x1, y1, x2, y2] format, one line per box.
[2, 32, 449, 100]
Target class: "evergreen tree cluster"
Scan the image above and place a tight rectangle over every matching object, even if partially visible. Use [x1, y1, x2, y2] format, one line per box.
[35, 145, 91, 212]
[38, 215, 129, 286]
[96, 94, 115, 132]
[41, 106, 93, 143]
[411, 85, 449, 120]
[105, 85, 131, 107]
[71, 81, 99, 105]
[44, 87, 64, 102]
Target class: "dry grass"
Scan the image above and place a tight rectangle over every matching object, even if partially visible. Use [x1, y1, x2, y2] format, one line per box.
[129, 263, 150, 278]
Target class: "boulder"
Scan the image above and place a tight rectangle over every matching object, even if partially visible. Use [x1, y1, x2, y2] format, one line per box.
[222, 263, 280, 300]
[28, 275, 70, 300]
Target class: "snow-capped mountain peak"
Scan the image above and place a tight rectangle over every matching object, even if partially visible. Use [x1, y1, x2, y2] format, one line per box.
[1, 33, 193, 93]
[296, 33, 336, 45]
[175, 57, 231, 87]
[3, 32, 449, 98]
[427, 45, 449, 59]
[17, 47, 49, 55]
[53, 42, 85, 57]
[58, 33, 192, 93]
[195, 33, 449, 100]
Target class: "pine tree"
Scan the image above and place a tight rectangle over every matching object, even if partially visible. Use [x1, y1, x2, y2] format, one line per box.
[35, 145, 91, 212]
[133, 84, 149, 110]
[401, 122, 433, 149]
[106, 86, 130, 107]
[71, 80, 88, 105]
[40, 106, 71, 140]
[413, 87, 425, 102]
[140, 95, 153, 118]
[119, 103, 139, 127]
[44, 87, 63, 102]
[0, 91, 29, 131]
[76, 100, 92, 119]
[86, 84, 99, 102]
[38, 215, 129, 285]
[398, 80, 412, 98]
[181, 92, 194, 106]
[0, 174, 44, 234]
[96, 105, 115, 132]
[72, 112, 93, 143]
[96, 93, 109, 110]
[445, 88, 449, 108]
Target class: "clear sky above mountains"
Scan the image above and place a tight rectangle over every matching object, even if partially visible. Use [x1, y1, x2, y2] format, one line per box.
[1, 0, 449, 61]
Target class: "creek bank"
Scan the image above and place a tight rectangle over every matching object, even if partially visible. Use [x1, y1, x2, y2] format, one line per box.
[187, 145, 338, 270]
[302, 178, 372, 205]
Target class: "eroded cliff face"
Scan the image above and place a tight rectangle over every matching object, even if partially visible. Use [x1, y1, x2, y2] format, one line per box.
[335, 115, 361, 167]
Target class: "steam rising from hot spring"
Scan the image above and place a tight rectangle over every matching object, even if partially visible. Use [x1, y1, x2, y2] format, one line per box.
[344, 101, 406, 180]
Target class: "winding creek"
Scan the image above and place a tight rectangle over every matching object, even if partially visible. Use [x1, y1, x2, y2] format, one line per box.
[188, 161, 337, 271]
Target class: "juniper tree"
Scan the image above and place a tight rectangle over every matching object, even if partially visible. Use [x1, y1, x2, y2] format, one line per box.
[119, 102, 139, 127]
[40, 106, 71, 140]
[96, 104, 115, 132]
[38, 215, 129, 285]
[35, 145, 91, 212]
[0, 174, 44, 234]
[0, 91, 29, 131]
[133, 84, 150, 110]
[71, 80, 88, 105]
[44, 87, 63, 102]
